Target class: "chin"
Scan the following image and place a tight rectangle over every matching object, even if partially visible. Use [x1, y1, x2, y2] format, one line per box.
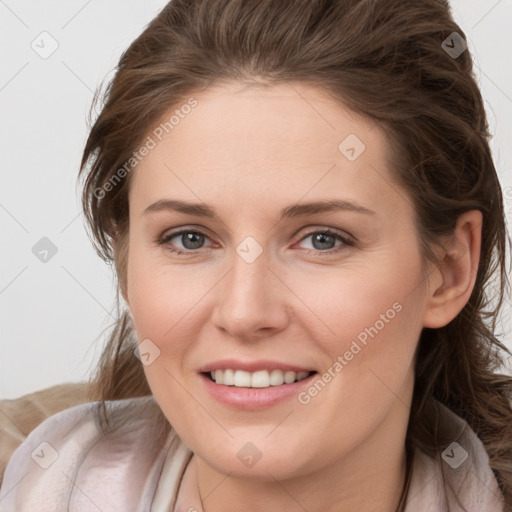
[196, 442, 312, 481]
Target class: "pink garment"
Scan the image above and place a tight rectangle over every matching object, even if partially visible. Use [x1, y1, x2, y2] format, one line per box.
[0, 396, 505, 511]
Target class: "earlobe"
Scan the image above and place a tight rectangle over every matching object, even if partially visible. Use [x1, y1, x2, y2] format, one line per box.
[422, 210, 483, 329]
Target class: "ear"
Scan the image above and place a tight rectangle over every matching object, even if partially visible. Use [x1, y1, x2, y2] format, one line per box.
[422, 209, 483, 328]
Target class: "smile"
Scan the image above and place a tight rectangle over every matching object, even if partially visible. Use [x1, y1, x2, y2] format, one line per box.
[199, 370, 319, 410]
[205, 369, 315, 388]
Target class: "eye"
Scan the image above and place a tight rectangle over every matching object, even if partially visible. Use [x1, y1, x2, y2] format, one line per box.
[295, 229, 354, 254]
[156, 227, 354, 256]
[157, 229, 214, 254]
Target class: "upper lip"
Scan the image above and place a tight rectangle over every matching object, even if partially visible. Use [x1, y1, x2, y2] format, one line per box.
[199, 359, 315, 373]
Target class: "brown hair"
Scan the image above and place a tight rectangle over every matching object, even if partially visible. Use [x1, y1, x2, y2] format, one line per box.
[78, 0, 512, 509]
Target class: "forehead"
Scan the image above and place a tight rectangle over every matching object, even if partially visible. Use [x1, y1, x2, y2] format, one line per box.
[129, 81, 408, 221]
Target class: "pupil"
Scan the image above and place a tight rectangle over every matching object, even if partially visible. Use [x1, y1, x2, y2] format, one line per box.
[313, 233, 334, 250]
[183, 232, 204, 250]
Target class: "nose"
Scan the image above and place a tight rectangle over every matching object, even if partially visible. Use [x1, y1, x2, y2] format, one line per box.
[211, 247, 289, 339]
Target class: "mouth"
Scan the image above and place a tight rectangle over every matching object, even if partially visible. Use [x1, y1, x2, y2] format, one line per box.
[202, 369, 318, 388]
[199, 368, 318, 410]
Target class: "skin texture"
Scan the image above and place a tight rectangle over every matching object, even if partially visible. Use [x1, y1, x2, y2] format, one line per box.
[123, 81, 482, 512]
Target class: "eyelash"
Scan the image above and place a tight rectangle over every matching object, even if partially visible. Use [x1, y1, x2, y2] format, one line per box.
[156, 228, 355, 256]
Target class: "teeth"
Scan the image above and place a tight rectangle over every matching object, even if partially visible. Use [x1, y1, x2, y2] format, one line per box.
[222, 369, 234, 385]
[208, 369, 311, 387]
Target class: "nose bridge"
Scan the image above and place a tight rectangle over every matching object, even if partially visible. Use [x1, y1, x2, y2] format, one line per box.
[225, 242, 270, 312]
[213, 236, 287, 336]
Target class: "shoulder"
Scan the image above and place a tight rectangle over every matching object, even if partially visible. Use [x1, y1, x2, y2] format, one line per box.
[405, 399, 505, 511]
[0, 382, 89, 484]
[0, 395, 190, 511]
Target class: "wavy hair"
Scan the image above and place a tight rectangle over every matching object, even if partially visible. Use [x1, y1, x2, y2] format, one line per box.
[78, 1, 512, 509]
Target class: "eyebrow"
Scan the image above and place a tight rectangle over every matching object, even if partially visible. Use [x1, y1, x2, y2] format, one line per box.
[143, 199, 376, 220]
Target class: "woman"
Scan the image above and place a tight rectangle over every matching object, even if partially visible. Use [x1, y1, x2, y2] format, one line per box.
[1, 0, 511, 510]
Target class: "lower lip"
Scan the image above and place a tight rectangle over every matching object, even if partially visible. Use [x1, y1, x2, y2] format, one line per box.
[199, 372, 317, 410]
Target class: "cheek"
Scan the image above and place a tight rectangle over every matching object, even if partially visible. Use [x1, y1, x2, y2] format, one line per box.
[290, 253, 424, 356]
[291, 251, 425, 414]
[126, 248, 205, 421]
[126, 243, 207, 340]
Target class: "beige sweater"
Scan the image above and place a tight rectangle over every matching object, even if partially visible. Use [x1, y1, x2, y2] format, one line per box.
[0, 392, 506, 511]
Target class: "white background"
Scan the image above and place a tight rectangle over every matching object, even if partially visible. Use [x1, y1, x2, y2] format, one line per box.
[1, 0, 511, 399]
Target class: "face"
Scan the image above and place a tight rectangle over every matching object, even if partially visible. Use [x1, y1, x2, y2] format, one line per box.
[125, 81, 431, 481]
